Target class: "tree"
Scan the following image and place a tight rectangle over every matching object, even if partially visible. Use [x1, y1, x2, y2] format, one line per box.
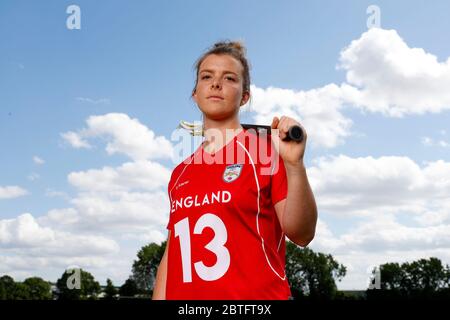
[405, 258, 448, 292]
[0, 275, 53, 300]
[11, 283, 30, 300]
[0, 275, 16, 299]
[285, 241, 346, 299]
[376, 262, 404, 290]
[119, 278, 139, 298]
[103, 278, 118, 300]
[131, 241, 166, 295]
[56, 269, 101, 300]
[368, 257, 450, 300]
[23, 277, 52, 300]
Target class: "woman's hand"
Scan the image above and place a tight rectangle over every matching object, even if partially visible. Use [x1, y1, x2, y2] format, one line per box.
[270, 116, 307, 167]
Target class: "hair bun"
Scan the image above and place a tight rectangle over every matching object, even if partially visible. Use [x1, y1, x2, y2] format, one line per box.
[213, 40, 246, 56]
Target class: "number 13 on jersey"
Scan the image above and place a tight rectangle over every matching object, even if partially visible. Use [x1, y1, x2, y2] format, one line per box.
[174, 213, 231, 283]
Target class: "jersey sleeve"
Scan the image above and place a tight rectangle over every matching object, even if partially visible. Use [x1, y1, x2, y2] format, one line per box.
[271, 151, 288, 205]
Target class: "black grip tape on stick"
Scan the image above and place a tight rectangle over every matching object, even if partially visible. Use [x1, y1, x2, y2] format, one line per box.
[241, 123, 304, 142]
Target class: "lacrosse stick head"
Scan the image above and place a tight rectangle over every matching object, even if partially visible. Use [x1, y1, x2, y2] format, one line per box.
[177, 120, 204, 136]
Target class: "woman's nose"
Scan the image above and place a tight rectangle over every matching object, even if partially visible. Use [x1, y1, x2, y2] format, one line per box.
[211, 78, 222, 89]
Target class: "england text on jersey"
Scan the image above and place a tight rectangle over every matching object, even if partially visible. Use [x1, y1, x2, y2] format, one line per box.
[171, 190, 231, 213]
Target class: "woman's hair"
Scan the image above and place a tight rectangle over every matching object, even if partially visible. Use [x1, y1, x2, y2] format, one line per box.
[192, 40, 251, 97]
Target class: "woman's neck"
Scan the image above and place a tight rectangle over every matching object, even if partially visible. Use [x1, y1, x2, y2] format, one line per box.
[202, 117, 243, 153]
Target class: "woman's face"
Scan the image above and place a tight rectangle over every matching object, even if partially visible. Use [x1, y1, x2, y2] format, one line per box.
[193, 54, 249, 121]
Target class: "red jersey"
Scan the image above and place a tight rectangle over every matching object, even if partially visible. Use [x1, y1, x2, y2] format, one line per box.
[165, 128, 291, 300]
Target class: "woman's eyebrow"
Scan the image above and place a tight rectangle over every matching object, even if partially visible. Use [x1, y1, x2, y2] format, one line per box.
[199, 69, 238, 76]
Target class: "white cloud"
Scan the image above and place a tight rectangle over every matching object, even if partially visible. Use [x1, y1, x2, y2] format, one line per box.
[27, 173, 40, 181]
[68, 160, 171, 192]
[120, 229, 166, 244]
[0, 213, 119, 255]
[61, 131, 92, 149]
[76, 97, 111, 105]
[41, 208, 80, 226]
[414, 198, 450, 226]
[316, 215, 450, 254]
[0, 186, 28, 199]
[247, 84, 355, 148]
[308, 155, 450, 218]
[61, 113, 173, 161]
[33, 156, 45, 165]
[37, 159, 171, 234]
[68, 191, 169, 231]
[421, 136, 450, 148]
[45, 189, 70, 200]
[339, 28, 450, 117]
[421, 136, 433, 146]
[0, 213, 55, 247]
[38, 191, 170, 235]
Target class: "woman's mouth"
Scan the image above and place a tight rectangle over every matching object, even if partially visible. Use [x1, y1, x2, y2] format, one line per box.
[208, 96, 224, 101]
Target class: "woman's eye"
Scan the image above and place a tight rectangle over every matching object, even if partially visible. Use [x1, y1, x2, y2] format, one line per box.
[200, 75, 235, 81]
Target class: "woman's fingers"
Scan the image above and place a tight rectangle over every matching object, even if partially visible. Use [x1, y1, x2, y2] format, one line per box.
[271, 116, 279, 129]
[278, 116, 288, 140]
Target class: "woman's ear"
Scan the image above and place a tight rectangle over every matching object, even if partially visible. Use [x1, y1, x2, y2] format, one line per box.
[240, 91, 250, 106]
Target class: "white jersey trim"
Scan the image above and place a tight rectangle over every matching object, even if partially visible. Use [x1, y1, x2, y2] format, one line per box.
[277, 233, 285, 252]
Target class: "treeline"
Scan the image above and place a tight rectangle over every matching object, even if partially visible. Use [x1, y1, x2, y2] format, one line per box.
[366, 257, 450, 300]
[0, 272, 142, 300]
[0, 276, 53, 300]
[1, 241, 450, 300]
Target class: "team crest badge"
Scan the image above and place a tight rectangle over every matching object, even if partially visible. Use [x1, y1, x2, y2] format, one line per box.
[223, 164, 243, 183]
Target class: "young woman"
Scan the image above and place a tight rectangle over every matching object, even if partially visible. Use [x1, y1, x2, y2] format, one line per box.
[153, 41, 317, 300]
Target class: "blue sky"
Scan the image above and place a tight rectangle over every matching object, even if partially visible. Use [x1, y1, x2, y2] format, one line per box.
[1, 0, 450, 290]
